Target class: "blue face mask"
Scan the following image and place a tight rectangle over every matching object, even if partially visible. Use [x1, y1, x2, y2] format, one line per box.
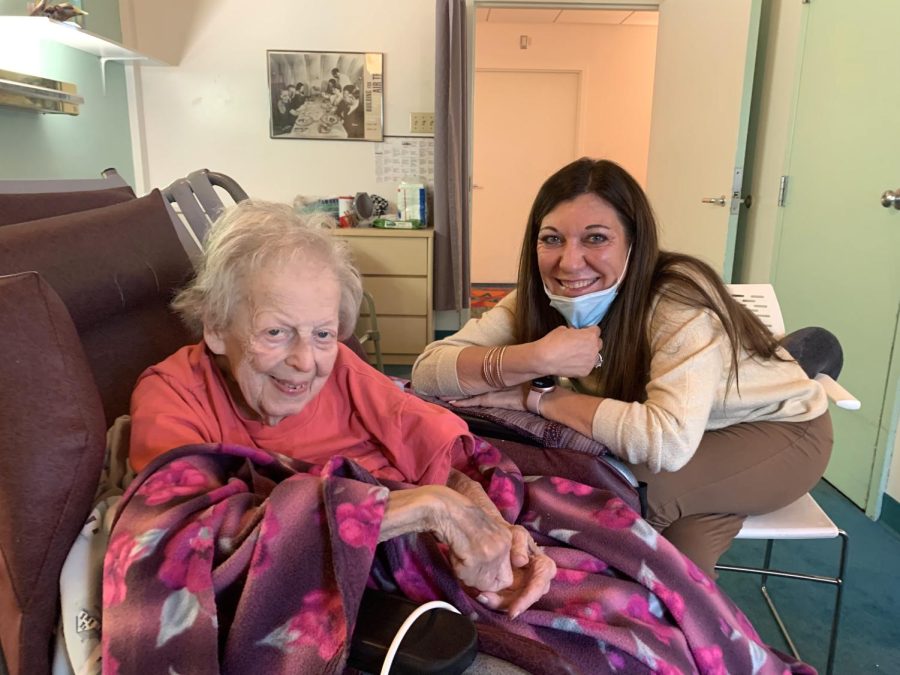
[544, 249, 631, 328]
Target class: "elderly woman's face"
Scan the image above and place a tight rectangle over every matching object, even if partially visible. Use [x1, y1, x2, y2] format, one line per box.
[204, 262, 341, 426]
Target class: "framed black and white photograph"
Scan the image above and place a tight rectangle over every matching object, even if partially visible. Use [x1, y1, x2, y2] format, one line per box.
[267, 50, 383, 141]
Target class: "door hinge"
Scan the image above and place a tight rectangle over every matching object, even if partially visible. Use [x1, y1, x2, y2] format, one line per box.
[777, 175, 789, 207]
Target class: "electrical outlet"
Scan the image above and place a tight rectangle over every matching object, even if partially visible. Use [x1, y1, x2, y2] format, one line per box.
[410, 112, 435, 134]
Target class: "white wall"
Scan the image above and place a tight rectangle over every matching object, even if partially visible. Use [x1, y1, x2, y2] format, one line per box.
[125, 0, 435, 202]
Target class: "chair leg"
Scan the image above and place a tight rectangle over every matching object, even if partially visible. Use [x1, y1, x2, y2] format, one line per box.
[715, 531, 848, 675]
[824, 530, 849, 675]
[757, 539, 802, 661]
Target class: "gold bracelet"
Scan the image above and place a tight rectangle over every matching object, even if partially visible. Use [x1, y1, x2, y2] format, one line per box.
[494, 345, 508, 389]
[489, 346, 502, 389]
[482, 346, 499, 388]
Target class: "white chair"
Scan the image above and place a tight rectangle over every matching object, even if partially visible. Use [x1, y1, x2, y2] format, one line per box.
[716, 283, 858, 675]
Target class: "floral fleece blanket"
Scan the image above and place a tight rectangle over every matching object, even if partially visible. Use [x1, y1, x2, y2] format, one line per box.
[101, 439, 814, 675]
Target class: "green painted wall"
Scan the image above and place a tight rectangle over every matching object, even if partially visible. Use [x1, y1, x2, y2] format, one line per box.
[0, 0, 134, 184]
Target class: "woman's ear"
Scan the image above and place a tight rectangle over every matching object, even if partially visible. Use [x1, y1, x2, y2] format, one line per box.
[203, 325, 227, 355]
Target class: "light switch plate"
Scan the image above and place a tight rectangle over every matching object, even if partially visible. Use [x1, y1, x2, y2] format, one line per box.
[410, 112, 435, 134]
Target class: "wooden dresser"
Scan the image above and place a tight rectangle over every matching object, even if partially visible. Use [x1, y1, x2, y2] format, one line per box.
[333, 228, 434, 365]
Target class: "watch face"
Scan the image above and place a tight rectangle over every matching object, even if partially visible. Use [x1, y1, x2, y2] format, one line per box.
[531, 376, 556, 391]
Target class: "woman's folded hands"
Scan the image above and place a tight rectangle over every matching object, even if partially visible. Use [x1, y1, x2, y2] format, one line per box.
[430, 487, 556, 619]
[379, 475, 556, 620]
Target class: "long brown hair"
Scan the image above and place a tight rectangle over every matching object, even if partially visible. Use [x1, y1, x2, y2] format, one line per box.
[514, 158, 785, 402]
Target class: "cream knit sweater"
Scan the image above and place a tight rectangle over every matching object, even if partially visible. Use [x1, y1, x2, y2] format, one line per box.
[411, 289, 827, 472]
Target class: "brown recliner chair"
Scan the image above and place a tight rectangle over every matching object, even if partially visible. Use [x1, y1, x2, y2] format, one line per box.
[0, 181, 448, 674]
[0, 187, 196, 674]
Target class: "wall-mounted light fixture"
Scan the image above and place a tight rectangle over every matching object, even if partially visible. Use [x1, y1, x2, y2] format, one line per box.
[0, 67, 82, 114]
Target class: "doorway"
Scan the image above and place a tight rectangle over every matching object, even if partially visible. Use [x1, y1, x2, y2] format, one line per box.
[470, 6, 659, 286]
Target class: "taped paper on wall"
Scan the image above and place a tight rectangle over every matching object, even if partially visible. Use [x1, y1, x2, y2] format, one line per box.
[374, 137, 434, 184]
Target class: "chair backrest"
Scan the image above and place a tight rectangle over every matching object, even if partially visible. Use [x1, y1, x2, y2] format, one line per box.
[0, 167, 127, 194]
[0, 169, 135, 227]
[727, 283, 857, 409]
[0, 189, 195, 426]
[726, 283, 786, 336]
[0, 273, 108, 675]
[163, 169, 249, 244]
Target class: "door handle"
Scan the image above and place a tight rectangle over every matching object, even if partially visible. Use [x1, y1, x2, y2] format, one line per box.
[881, 188, 900, 209]
[701, 196, 727, 206]
[472, 184, 484, 190]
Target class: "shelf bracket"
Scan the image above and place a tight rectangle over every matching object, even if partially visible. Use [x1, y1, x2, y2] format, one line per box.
[100, 56, 148, 95]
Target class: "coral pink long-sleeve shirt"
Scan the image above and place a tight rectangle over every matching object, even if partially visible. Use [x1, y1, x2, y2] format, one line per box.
[130, 342, 468, 483]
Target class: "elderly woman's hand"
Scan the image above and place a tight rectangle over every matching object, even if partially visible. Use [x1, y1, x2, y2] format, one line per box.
[380, 486, 515, 592]
[475, 531, 556, 620]
[436, 495, 556, 618]
[535, 325, 603, 378]
[430, 487, 518, 592]
[380, 476, 556, 616]
[444, 470, 556, 618]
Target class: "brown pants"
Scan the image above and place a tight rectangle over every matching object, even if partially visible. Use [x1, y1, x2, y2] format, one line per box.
[629, 412, 833, 578]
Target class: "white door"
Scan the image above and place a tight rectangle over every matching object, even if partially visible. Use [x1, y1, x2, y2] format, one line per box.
[471, 69, 579, 284]
[773, 1, 900, 513]
[645, 0, 761, 280]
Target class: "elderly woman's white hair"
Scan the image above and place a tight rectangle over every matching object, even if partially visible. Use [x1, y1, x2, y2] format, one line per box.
[172, 200, 363, 340]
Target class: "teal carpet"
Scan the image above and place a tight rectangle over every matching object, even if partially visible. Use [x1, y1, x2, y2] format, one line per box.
[717, 480, 900, 674]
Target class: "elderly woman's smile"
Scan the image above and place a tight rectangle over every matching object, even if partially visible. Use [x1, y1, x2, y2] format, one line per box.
[204, 263, 341, 425]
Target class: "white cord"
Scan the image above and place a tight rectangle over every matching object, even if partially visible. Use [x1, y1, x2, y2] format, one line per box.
[379, 600, 462, 675]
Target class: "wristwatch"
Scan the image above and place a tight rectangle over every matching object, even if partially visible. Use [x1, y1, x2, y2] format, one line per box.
[527, 376, 556, 415]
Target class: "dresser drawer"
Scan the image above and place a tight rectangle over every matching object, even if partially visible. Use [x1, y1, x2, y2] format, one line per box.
[358, 316, 429, 355]
[342, 235, 428, 276]
[360, 277, 428, 316]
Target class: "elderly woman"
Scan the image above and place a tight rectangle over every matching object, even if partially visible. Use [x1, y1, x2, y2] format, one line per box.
[128, 201, 552, 616]
[104, 200, 813, 674]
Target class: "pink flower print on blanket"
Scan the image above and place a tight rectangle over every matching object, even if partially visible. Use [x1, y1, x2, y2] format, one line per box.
[550, 476, 593, 496]
[103, 528, 166, 607]
[651, 581, 685, 623]
[695, 644, 727, 675]
[393, 548, 443, 604]
[554, 555, 609, 583]
[138, 459, 217, 506]
[336, 487, 387, 552]
[487, 474, 519, 511]
[251, 510, 281, 574]
[258, 588, 346, 661]
[158, 519, 215, 593]
[626, 593, 675, 646]
[471, 438, 501, 469]
[593, 497, 640, 529]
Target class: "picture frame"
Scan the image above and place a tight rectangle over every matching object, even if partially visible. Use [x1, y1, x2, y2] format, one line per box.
[267, 50, 383, 142]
